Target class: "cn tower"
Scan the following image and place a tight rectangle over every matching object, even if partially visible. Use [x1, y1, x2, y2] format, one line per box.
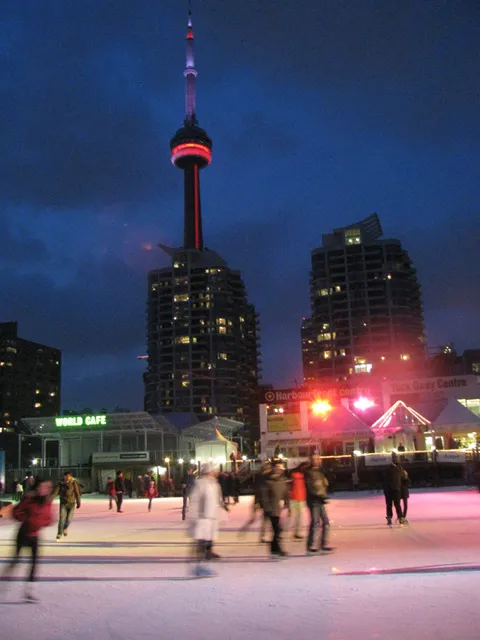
[170, 2, 212, 251]
[146, 2, 260, 440]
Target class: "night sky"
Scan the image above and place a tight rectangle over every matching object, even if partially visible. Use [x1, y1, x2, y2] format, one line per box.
[1, 1, 479, 412]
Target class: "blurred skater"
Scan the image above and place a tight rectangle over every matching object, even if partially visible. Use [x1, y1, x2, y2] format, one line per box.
[400, 468, 411, 523]
[383, 460, 404, 526]
[54, 471, 81, 541]
[106, 476, 116, 510]
[147, 480, 158, 512]
[239, 461, 271, 542]
[305, 454, 333, 553]
[263, 461, 289, 558]
[188, 463, 227, 577]
[1, 477, 54, 601]
[181, 466, 196, 521]
[289, 463, 307, 539]
[115, 471, 125, 513]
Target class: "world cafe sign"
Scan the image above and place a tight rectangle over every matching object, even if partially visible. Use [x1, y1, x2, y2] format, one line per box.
[55, 415, 107, 428]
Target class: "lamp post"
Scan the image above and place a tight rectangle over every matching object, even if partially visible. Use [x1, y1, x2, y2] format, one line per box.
[164, 457, 170, 481]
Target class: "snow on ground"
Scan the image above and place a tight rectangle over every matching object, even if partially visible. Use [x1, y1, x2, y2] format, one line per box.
[1, 489, 480, 640]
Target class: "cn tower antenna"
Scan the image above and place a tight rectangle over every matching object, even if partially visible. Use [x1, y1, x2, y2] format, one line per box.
[170, 0, 212, 250]
[184, 0, 197, 125]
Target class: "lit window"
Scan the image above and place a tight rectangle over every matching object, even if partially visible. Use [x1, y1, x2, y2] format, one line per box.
[354, 363, 373, 374]
[320, 288, 330, 296]
[218, 353, 228, 360]
[34, 402, 41, 408]
[317, 333, 332, 342]
[322, 323, 329, 330]
[335, 285, 341, 292]
[173, 294, 189, 302]
[472, 363, 480, 374]
[216, 318, 226, 325]
[36, 389, 40, 395]
[339, 349, 346, 356]
[218, 326, 227, 335]
[181, 380, 190, 388]
[324, 351, 332, 359]
[175, 336, 190, 344]
[400, 354, 410, 361]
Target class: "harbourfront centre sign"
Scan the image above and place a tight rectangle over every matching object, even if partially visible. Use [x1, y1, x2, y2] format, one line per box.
[55, 415, 107, 428]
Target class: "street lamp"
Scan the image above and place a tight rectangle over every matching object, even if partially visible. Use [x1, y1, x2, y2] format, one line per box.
[164, 457, 170, 481]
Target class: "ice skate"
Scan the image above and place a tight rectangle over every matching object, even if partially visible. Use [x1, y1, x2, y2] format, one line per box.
[56, 535, 62, 541]
[192, 564, 216, 578]
[386, 517, 392, 527]
[24, 584, 39, 603]
[321, 546, 335, 553]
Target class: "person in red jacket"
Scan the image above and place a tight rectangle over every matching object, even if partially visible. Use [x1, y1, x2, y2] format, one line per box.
[1, 477, 54, 601]
[106, 476, 116, 511]
[146, 480, 158, 512]
[289, 463, 307, 539]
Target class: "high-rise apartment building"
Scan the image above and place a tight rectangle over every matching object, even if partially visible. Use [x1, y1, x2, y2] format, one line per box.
[302, 214, 425, 382]
[144, 7, 260, 431]
[0, 322, 61, 431]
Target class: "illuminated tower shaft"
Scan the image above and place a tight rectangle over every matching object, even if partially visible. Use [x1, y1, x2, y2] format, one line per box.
[170, 5, 212, 250]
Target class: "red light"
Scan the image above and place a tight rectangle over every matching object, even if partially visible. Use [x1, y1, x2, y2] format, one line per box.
[171, 143, 212, 165]
[353, 397, 375, 411]
[311, 400, 332, 415]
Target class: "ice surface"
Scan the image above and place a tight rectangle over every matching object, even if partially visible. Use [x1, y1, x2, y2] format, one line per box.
[1, 489, 480, 640]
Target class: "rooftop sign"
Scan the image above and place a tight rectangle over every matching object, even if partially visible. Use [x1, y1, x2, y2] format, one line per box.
[260, 386, 374, 404]
[55, 415, 107, 428]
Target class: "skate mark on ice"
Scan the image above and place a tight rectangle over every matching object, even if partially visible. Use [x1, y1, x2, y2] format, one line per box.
[333, 563, 480, 576]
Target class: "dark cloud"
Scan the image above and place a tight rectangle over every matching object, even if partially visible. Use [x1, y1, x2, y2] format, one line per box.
[0, 1, 478, 410]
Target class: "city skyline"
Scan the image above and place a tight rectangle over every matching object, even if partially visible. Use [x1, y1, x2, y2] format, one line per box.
[1, 1, 478, 411]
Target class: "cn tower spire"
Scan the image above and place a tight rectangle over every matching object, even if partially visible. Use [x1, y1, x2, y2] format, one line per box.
[184, 0, 197, 124]
[170, 0, 212, 251]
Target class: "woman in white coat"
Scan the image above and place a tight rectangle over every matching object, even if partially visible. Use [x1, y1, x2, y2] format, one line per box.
[188, 463, 226, 577]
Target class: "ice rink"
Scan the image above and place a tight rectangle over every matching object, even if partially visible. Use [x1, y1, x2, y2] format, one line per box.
[1, 489, 480, 640]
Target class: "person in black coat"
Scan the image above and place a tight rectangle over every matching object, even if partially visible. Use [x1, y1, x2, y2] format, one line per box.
[383, 462, 404, 525]
[400, 468, 411, 523]
[115, 471, 125, 513]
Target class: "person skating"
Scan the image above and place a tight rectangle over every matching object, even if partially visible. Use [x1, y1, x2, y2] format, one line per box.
[106, 476, 116, 510]
[115, 471, 125, 513]
[147, 480, 158, 512]
[304, 454, 333, 553]
[188, 463, 227, 577]
[239, 461, 271, 542]
[263, 461, 289, 558]
[1, 477, 54, 601]
[289, 463, 307, 539]
[400, 468, 411, 523]
[383, 460, 404, 525]
[181, 466, 196, 520]
[54, 471, 81, 541]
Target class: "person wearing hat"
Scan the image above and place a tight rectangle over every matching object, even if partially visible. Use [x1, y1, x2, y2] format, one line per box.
[188, 463, 227, 577]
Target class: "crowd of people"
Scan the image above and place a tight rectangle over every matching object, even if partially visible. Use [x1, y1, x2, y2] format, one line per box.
[0, 454, 413, 594]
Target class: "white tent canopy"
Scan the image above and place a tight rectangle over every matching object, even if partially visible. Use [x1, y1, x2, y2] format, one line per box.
[431, 398, 480, 432]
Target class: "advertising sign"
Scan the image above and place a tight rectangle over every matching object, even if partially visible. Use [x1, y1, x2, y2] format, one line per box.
[364, 454, 392, 467]
[266, 413, 301, 433]
[261, 385, 374, 405]
[436, 451, 466, 464]
[92, 451, 150, 464]
[55, 415, 107, 428]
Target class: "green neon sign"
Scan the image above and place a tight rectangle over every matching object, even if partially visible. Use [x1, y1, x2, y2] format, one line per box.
[55, 415, 107, 428]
